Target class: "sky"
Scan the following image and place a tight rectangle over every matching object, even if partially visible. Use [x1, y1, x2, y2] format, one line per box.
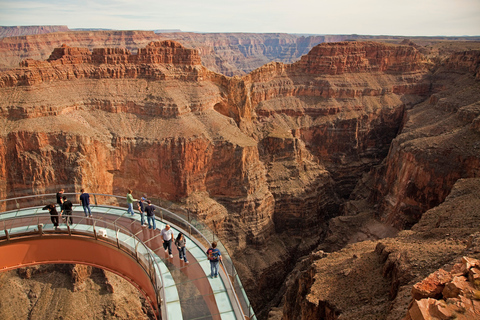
[0, 0, 479, 36]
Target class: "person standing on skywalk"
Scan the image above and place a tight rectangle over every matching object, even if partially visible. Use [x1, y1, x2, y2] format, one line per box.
[161, 224, 174, 258]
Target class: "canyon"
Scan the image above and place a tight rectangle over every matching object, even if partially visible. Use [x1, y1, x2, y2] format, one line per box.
[0, 30, 479, 320]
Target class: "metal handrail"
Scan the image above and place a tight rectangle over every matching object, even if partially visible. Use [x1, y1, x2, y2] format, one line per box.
[0, 212, 166, 320]
[0, 192, 256, 320]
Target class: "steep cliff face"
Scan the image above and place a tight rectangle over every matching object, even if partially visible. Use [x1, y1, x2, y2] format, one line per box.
[241, 42, 430, 203]
[0, 40, 438, 317]
[0, 30, 160, 71]
[367, 50, 480, 229]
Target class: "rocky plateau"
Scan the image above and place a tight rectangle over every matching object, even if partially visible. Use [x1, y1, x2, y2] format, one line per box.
[0, 30, 479, 320]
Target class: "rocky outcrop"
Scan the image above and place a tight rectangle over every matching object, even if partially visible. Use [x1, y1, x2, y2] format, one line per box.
[404, 257, 480, 320]
[293, 41, 426, 75]
[0, 264, 153, 319]
[0, 41, 206, 87]
[278, 178, 480, 320]
[0, 30, 160, 71]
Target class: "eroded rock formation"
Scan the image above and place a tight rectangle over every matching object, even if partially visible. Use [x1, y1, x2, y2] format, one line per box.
[405, 256, 480, 320]
[1, 39, 480, 319]
[280, 178, 480, 320]
[366, 49, 480, 229]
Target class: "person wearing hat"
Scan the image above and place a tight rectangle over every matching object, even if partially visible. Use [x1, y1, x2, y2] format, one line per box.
[137, 195, 147, 227]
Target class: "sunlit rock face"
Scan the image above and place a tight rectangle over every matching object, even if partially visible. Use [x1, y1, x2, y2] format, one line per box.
[368, 50, 480, 229]
[1, 40, 454, 317]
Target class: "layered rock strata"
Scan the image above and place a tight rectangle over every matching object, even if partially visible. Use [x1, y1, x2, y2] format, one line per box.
[0, 40, 439, 317]
[0, 30, 160, 71]
[367, 50, 480, 229]
[6, 30, 475, 76]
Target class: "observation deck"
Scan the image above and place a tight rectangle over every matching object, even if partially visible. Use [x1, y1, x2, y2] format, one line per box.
[0, 193, 256, 320]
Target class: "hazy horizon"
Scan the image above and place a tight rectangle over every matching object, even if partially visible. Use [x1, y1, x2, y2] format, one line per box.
[1, 0, 480, 37]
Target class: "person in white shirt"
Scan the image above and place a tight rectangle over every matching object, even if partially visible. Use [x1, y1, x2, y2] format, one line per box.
[160, 224, 174, 258]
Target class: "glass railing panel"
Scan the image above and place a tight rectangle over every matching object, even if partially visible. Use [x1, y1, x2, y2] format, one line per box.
[90, 206, 113, 213]
[0, 211, 19, 220]
[16, 208, 42, 216]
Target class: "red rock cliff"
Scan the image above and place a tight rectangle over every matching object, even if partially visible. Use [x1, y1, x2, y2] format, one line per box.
[0, 40, 446, 316]
[366, 50, 480, 229]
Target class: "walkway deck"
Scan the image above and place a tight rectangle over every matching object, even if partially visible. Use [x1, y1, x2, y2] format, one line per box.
[0, 203, 249, 320]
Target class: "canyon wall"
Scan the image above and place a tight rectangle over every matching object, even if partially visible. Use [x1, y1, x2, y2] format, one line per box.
[276, 48, 480, 319]
[6, 29, 474, 77]
[366, 49, 480, 229]
[280, 178, 480, 320]
[0, 39, 437, 318]
[3, 40, 480, 319]
[0, 25, 70, 38]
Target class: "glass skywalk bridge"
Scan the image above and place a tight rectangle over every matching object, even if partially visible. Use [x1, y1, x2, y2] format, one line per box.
[0, 193, 256, 320]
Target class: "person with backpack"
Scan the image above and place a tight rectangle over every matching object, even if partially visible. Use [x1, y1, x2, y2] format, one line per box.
[175, 233, 189, 263]
[206, 241, 222, 278]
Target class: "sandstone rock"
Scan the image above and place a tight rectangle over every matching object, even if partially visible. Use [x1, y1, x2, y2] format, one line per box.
[407, 298, 435, 320]
[442, 276, 470, 298]
[411, 269, 452, 300]
[404, 256, 480, 320]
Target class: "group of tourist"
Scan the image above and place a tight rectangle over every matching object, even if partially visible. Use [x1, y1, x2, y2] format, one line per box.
[42, 188, 75, 229]
[43, 188, 223, 277]
[133, 191, 156, 229]
[129, 190, 222, 275]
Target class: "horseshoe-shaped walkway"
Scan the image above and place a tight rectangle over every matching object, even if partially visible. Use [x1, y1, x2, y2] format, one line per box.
[0, 194, 256, 320]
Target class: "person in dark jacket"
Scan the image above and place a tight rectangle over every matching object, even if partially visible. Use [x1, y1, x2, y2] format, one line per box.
[144, 200, 156, 230]
[42, 203, 60, 230]
[56, 188, 64, 211]
[137, 195, 147, 227]
[62, 195, 73, 225]
[79, 189, 92, 218]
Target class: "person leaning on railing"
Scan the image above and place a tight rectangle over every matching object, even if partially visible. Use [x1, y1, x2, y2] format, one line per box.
[42, 203, 60, 230]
